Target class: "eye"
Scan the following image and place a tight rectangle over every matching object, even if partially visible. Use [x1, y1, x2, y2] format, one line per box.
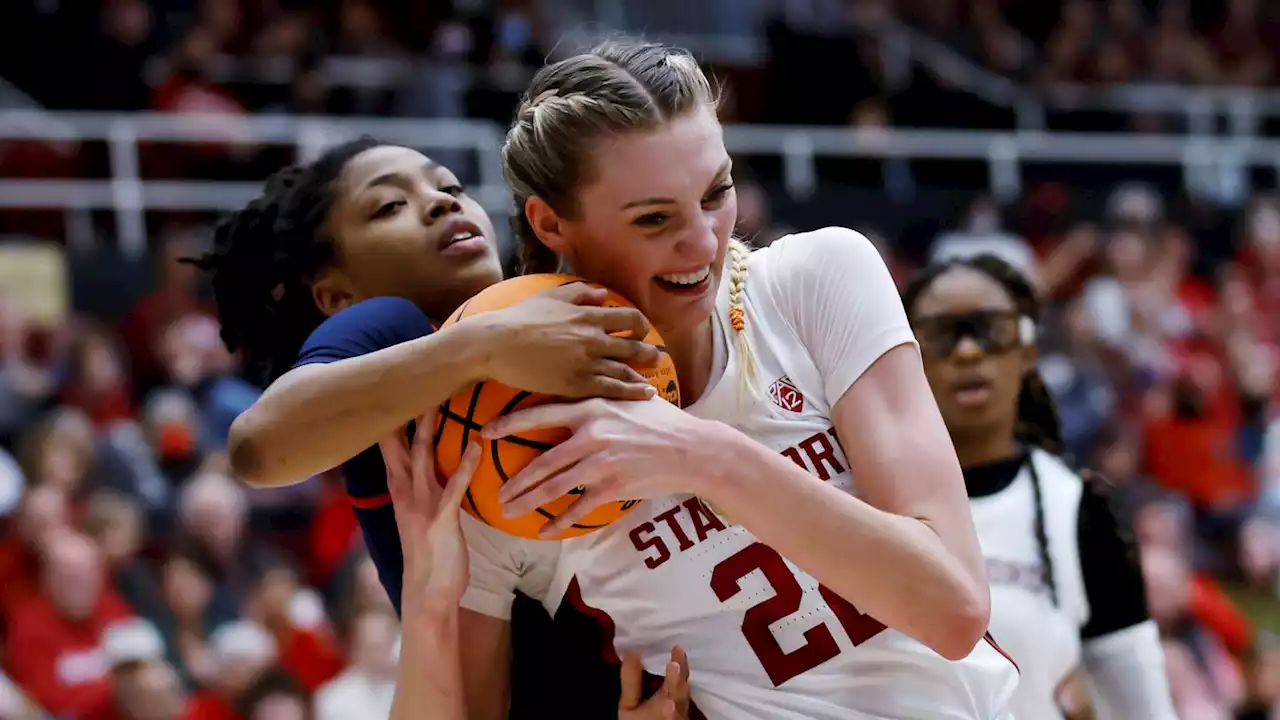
[372, 199, 405, 219]
[634, 212, 670, 229]
[702, 183, 735, 208]
[441, 184, 466, 197]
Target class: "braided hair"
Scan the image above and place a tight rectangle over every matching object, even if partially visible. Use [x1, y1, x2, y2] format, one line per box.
[184, 137, 382, 387]
[901, 254, 1065, 605]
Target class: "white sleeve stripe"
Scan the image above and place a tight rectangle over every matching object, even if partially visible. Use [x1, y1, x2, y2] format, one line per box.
[1081, 620, 1178, 720]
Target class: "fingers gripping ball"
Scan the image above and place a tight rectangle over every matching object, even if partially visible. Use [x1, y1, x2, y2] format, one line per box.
[432, 274, 679, 539]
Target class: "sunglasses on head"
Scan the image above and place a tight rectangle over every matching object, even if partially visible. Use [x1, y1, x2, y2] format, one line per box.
[912, 310, 1034, 360]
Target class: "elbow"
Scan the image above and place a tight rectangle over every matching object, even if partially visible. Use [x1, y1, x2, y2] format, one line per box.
[929, 584, 991, 661]
[227, 411, 272, 487]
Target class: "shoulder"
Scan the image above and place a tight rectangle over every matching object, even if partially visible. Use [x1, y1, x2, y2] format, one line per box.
[317, 296, 432, 339]
[752, 226, 883, 275]
[295, 297, 433, 368]
[1028, 448, 1090, 518]
[749, 227, 894, 307]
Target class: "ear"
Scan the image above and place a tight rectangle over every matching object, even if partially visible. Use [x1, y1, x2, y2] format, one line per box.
[310, 268, 360, 318]
[525, 196, 571, 256]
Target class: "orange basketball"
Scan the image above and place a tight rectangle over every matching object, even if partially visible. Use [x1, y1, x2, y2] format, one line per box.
[432, 274, 679, 540]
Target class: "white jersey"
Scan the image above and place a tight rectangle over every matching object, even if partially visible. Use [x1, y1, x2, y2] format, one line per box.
[462, 228, 1019, 720]
[969, 449, 1175, 720]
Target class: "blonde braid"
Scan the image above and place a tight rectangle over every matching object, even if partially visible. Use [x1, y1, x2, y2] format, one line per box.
[704, 238, 755, 526]
[726, 238, 757, 404]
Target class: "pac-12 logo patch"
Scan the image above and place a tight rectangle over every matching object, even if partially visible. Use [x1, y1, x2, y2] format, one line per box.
[767, 376, 804, 412]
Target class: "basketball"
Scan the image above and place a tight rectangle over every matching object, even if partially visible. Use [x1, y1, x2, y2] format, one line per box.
[432, 274, 680, 540]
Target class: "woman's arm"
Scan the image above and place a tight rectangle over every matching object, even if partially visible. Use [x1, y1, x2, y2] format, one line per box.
[698, 345, 988, 660]
[231, 288, 657, 487]
[1081, 623, 1177, 720]
[231, 317, 488, 486]
[394, 599, 467, 720]
[1074, 476, 1177, 719]
[703, 228, 987, 658]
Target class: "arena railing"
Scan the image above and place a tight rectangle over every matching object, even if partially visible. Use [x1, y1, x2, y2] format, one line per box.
[0, 111, 1272, 257]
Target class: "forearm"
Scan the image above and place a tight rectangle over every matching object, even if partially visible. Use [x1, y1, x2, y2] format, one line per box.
[393, 599, 466, 720]
[229, 319, 493, 486]
[699, 423, 987, 659]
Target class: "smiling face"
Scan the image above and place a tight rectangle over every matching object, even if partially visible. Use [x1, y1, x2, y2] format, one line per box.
[911, 265, 1035, 444]
[528, 107, 736, 336]
[314, 145, 503, 321]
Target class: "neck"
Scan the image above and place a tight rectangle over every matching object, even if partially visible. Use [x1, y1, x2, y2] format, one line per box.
[662, 319, 716, 405]
[950, 419, 1019, 468]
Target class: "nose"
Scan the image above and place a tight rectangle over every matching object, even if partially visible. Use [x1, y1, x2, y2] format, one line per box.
[952, 334, 985, 362]
[678, 213, 721, 264]
[422, 191, 462, 223]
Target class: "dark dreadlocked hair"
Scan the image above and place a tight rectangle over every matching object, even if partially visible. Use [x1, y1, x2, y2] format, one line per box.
[901, 254, 1065, 605]
[183, 137, 383, 387]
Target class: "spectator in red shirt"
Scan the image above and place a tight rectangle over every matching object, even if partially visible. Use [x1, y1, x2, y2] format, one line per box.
[3, 531, 135, 718]
[0, 485, 68, 617]
[247, 559, 343, 693]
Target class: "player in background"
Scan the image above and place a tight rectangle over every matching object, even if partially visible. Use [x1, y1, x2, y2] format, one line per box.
[189, 139, 686, 718]
[902, 255, 1176, 720]
[451, 39, 1018, 719]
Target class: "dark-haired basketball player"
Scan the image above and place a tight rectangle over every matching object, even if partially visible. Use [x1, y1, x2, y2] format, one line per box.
[191, 139, 684, 718]
[902, 255, 1176, 719]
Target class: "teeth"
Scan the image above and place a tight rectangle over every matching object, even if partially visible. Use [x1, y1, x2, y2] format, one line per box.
[657, 267, 710, 286]
[452, 231, 476, 242]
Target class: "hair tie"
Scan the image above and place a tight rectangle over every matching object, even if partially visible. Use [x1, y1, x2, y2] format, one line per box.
[728, 306, 745, 332]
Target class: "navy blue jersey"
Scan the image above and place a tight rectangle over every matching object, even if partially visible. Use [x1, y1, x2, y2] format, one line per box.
[293, 296, 431, 614]
[293, 298, 670, 719]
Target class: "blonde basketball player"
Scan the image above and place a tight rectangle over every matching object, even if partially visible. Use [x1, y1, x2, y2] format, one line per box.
[452, 39, 1019, 720]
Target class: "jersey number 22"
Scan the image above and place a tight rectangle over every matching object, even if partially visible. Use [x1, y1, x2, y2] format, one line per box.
[711, 542, 887, 686]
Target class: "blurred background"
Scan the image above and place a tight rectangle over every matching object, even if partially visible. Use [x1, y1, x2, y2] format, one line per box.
[2, 0, 1280, 718]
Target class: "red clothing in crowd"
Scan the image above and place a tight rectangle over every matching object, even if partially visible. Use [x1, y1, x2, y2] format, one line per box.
[1190, 575, 1255, 657]
[3, 590, 134, 718]
[1144, 389, 1256, 510]
[187, 692, 239, 720]
[277, 625, 344, 692]
[0, 538, 41, 618]
[308, 481, 359, 587]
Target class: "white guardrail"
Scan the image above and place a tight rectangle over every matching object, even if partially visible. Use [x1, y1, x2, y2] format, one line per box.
[0, 111, 1277, 257]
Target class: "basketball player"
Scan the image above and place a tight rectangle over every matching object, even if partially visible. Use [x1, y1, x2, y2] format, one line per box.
[901, 256, 1176, 719]
[448, 39, 1019, 719]
[189, 139, 686, 718]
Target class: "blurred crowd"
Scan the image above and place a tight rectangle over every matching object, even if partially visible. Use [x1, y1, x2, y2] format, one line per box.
[905, 0, 1280, 88]
[0, 232, 402, 719]
[5, 1, 1280, 720]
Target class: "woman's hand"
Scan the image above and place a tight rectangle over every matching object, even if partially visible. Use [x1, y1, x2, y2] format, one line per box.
[379, 418, 481, 609]
[474, 283, 663, 401]
[619, 647, 691, 720]
[483, 398, 726, 537]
